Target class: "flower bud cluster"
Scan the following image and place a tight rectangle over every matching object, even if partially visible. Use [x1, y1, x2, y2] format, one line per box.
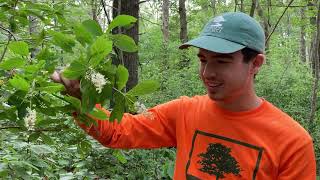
[24, 107, 36, 131]
[85, 69, 109, 93]
[134, 102, 147, 114]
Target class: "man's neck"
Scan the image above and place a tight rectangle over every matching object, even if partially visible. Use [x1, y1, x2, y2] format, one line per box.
[215, 93, 262, 112]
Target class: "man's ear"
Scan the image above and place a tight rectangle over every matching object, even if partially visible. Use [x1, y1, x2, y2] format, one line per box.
[251, 54, 265, 74]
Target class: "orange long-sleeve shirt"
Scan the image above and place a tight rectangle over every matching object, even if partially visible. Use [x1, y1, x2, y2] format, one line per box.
[79, 95, 316, 179]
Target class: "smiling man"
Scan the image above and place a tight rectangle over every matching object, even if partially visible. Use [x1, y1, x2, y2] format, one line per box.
[52, 12, 316, 179]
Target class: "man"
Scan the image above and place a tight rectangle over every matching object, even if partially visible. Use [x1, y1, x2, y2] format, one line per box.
[52, 12, 316, 179]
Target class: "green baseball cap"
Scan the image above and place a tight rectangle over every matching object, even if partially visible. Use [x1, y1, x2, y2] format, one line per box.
[179, 12, 265, 53]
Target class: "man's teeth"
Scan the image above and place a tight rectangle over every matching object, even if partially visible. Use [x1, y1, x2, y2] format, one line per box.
[207, 82, 222, 87]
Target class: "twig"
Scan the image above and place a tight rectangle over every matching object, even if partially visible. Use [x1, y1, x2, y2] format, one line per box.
[0, 25, 17, 40]
[140, 16, 161, 26]
[100, 0, 111, 25]
[139, 0, 151, 4]
[0, 34, 12, 62]
[266, 0, 295, 44]
[112, 87, 134, 104]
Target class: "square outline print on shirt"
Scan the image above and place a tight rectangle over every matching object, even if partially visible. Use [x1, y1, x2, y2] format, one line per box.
[185, 130, 264, 180]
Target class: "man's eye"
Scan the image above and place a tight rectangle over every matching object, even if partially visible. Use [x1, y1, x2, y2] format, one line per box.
[218, 60, 229, 64]
[200, 59, 207, 63]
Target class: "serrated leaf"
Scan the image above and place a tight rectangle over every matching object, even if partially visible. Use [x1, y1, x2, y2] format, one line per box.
[29, 132, 41, 141]
[116, 65, 128, 90]
[9, 75, 30, 91]
[62, 57, 87, 79]
[30, 144, 55, 155]
[111, 34, 138, 52]
[64, 95, 81, 110]
[77, 140, 92, 155]
[8, 41, 29, 56]
[89, 35, 112, 67]
[40, 133, 54, 145]
[89, 107, 108, 120]
[80, 78, 97, 113]
[107, 15, 137, 33]
[82, 19, 103, 37]
[48, 30, 75, 53]
[112, 150, 127, 164]
[0, 57, 25, 70]
[127, 80, 160, 96]
[110, 91, 125, 122]
[74, 23, 93, 45]
[37, 84, 65, 93]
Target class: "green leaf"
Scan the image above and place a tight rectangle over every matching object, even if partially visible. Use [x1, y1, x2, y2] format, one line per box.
[77, 140, 92, 155]
[64, 95, 81, 110]
[0, 57, 25, 70]
[89, 35, 113, 67]
[37, 83, 65, 93]
[109, 91, 125, 122]
[29, 132, 41, 141]
[25, 60, 45, 74]
[30, 144, 55, 155]
[62, 57, 87, 79]
[111, 34, 138, 52]
[48, 30, 75, 53]
[9, 75, 30, 91]
[89, 107, 108, 120]
[8, 41, 29, 56]
[116, 65, 128, 90]
[80, 78, 97, 113]
[127, 80, 160, 96]
[40, 133, 54, 145]
[112, 150, 127, 164]
[107, 15, 137, 33]
[74, 23, 93, 45]
[82, 19, 103, 37]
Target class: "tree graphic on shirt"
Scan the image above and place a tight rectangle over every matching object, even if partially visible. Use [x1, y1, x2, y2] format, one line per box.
[197, 143, 241, 180]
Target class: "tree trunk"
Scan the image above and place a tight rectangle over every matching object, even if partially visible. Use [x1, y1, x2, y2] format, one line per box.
[249, 0, 257, 17]
[112, 0, 139, 91]
[179, 0, 188, 43]
[178, 0, 190, 68]
[29, 0, 38, 58]
[91, 0, 98, 22]
[161, 0, 170, 70]
[256, 2, 270, 52]
[162, 0, 169, 46]
[309, 0, 320, 123]
[211, 0, 216, 15]
[300, 7, 307, 63]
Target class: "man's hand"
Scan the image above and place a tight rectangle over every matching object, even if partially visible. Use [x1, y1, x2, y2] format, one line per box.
[51, 71, 81, 99]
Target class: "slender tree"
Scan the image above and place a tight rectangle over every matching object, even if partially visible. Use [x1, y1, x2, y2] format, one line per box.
[112, 0, 139, 91]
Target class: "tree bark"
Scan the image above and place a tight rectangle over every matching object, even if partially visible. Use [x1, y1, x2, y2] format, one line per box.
[249, 0, 257, 17]
[112, 0, 139, 91]
[29, 0, 38, 58]
[179, 0, 188, 43]
[161, 0, 170, 70]
[162, 0, 169, 45]
[211, 0, 216, 15]
[91, 0, 99, 22]
[257, 1, 270, 52]
[300, 7, 307, 63]
[309, 0, 320, 123]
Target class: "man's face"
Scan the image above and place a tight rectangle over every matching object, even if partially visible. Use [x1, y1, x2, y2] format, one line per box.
[198, 48, 253, 102]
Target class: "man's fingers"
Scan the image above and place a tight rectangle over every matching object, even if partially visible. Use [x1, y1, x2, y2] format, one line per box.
[51, 71, 62, 83]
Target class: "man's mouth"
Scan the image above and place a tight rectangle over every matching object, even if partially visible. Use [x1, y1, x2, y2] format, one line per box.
[206, 82, 223, 88]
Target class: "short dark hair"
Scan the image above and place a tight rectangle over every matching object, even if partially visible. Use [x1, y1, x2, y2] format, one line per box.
[241, 48, 260, 63]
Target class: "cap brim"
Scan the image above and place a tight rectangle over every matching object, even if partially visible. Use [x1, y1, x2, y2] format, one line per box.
[179, 36, 245, 53]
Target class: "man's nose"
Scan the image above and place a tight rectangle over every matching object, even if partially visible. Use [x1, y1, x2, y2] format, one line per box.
[202, 64, 216, 79]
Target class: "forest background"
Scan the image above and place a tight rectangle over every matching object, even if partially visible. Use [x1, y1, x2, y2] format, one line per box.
[0, 0, 319, 179]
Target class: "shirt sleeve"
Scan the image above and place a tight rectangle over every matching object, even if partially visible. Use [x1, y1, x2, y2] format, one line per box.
[76, 98, 184, 149]
[277, 138, 316, 179]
